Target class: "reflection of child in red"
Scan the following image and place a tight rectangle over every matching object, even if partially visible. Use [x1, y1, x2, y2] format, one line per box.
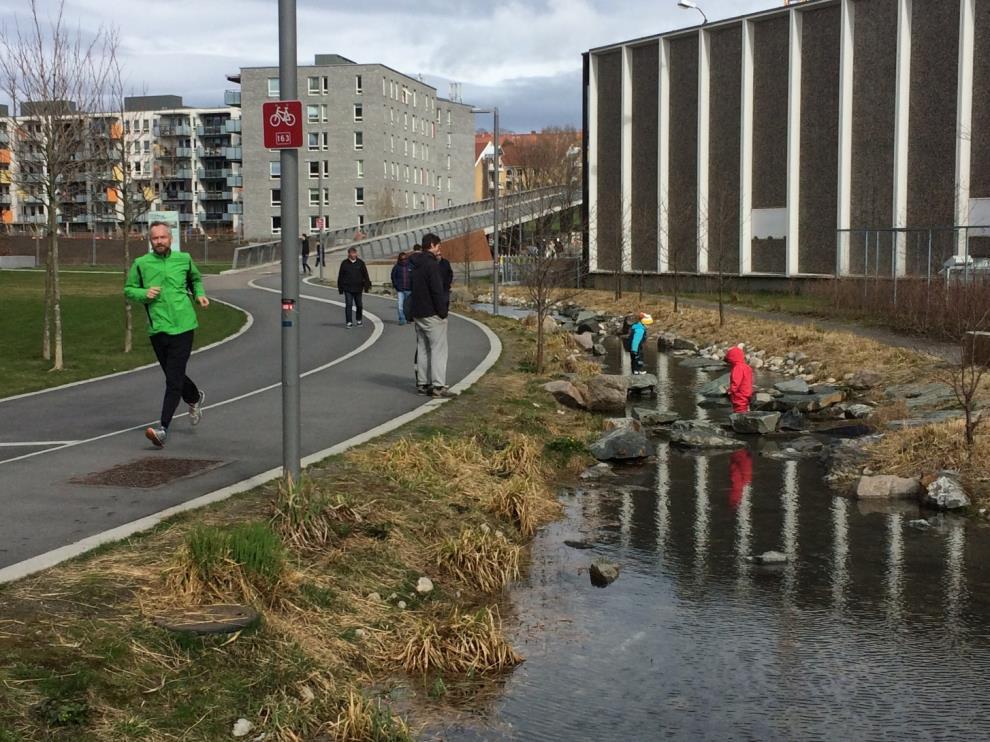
[725, 346, 754, 413]
[728, 448, 753, 510]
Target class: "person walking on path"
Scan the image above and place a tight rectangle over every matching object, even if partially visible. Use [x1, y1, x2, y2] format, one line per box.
[300, 233, 312, 275]
[391, 252, 413, 325]
[337, 246, 372, 327]
[409, 233, 454, 397]
[124, 221, 209, 447]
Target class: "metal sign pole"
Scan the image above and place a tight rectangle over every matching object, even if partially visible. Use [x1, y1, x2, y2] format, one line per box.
[279, 0, 301, 483]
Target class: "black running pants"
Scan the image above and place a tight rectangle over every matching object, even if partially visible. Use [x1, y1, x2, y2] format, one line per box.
[150, 330, 199, 429]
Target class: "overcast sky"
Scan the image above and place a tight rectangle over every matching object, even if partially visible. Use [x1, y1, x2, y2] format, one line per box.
[0, 0, 772, 132]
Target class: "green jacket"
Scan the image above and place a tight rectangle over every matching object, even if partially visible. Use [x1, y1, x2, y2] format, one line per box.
[124, 250, 205, 336]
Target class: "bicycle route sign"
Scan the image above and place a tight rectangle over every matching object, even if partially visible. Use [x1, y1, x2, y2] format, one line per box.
[262, 100, 303, 149]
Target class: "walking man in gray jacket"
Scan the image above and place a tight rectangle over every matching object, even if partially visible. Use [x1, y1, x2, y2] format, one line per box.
[409, 233, 454, 397]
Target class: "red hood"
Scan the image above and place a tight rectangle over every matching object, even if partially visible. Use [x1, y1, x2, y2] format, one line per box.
[724, 347, 746, 366]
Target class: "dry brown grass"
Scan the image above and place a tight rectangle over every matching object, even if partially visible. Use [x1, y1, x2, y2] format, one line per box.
[270, 477, 365, 551]
[328, 689, 412, 741]
[489, 477, 558, 538]
[435, 528, 522, 593]
[389, 606, 523, 675]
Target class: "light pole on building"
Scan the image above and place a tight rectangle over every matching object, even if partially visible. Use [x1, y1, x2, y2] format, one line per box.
[677, 0, 708, 24]
[471, 106, 500, 315]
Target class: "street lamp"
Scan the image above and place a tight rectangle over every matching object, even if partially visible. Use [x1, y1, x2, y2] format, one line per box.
[677, 0, 708, 24]
[471, 106, 500, 315]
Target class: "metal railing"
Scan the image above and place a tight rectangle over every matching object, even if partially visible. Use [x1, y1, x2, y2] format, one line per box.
[499, 254, 584, 288]
[232, 240, 279, 270]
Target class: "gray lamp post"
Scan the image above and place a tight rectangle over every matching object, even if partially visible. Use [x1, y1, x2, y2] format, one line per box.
[677, 0, 708, 24]
[471, 106, 500, 315]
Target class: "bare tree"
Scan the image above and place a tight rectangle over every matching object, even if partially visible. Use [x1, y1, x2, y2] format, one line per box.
[941, 310, 990, 449]
[0, 0, 116, 370]
[368, 186, 400, 222]
[657, 197, 687, 313]
[699, 181, 739, 327]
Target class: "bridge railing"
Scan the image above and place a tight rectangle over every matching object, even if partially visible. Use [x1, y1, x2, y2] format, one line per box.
[231, 240, 279, 271]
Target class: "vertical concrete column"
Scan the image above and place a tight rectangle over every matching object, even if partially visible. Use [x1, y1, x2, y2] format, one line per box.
[588, 53, 600, 272]
[694, 456, 709, 576]
[655, 442, 671, 553]
[621, 45, 634, 273]
[739, 21, 755, 275]
[885, 513, 904, 624]
[830, 497, 850, 612]
[893, 0, 913, 274]
[697, 29, 711, 274]
[786, 8, 803, 276]
[836, 0, 855, 276]
[954, 0, 976, 258]
[658, 39, 672, 272]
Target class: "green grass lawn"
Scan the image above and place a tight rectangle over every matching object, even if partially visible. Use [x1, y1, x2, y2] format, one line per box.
[0, 271, 246, 398]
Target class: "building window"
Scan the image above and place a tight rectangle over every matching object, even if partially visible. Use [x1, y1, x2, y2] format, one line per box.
[447, 177, 452, 192]
[383, 160, 388, 177]
[143, 140, 150, 152]
[271, 189, 281, 207]
[390, 134, 395, 152]
[321, 104, 328, 122]
[271, 215, 281, 234]
[446, 110, 451, 125]
[447, 133, 451, 148]
[307, 76, 320, 94]
[353, 103, 363, 122]
[354, 187, 364, 205]
[307, 105, 319, 123]
[308, 132, 320, 151]
[270, 161, 281, 178]
[411, 142, 417, 159]
[353, 131, 363, 150]
[358, 214, 365, 227]
[355, 160, 364, 178]
[404, 164, 410, 182]
[309, 215, 324, 233]
[446, 154, 451, 170]
[309, 161, 320, 179]
[267, 78, 280, 97]
[355, 74, 363, 94]
[308, 188, 319, 206]
[382, 76, 386, 96]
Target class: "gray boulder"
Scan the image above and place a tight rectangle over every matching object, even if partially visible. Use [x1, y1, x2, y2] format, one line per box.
[575, 310, 598, 325]
[541, 315, 560, 335]
[626, 373, 659, 396]
[679, 357, 727, 370]
[543, 380, 588, 409]
[633, 408, 680, 426]
[657, 333, 699, 352]
[603, 417, 642, 433]
[748, 550, 788, 565]
[775, 378, 810, 395]
[778, 408, 808, 431]
[845, 404, 874, 420]
[669, 421, 743, 449]
[753, 391, 774, 406]
[592, 343, 607, 356]
[577, 318, 601, 335]
[699, 373, 731, 398]
[855, 475, 923, 500]
[580, 463, 616, 481]
[589, 427, 651, 461]
[589, 559, 620, 587]
[730, 411, 781, 435]
[922, 473, 970, 510]
[761, 436, 825, 460]
[585, 374, 629, 412]
[884, 382, 956, 410]
[573, 332, 595, 351]
[848, 369, 883, 390]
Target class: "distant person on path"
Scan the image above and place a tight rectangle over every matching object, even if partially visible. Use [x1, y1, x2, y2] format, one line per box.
[409, 233, 454, 397]
[337, 246, 372, 327]
[124, 221, 208, 448]
[625, 312, 652, 374]
[437, 245, 454, 310]
[725, 346, 754, 413]
[391, 251, 412, 325]
[315, 237, 325, 268]
[300, 234, 311, 275]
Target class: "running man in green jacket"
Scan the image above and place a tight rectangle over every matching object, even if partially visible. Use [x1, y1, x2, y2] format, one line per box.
[124, 221, 209, 447]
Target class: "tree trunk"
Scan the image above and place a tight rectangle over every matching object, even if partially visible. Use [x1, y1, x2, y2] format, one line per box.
[123, 231, 133, 353]
[535, 304, 545, 374]
[718, 274, 725, 327]
[50, 225, 64, 371]
[42, 241, 52, 361]
[672, 271, 680, 314]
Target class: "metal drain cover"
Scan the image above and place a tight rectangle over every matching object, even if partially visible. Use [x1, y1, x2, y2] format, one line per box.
[70, 457, 224, 488]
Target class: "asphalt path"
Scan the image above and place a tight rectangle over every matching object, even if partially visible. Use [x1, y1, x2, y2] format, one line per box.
[0, 267, 496, 576]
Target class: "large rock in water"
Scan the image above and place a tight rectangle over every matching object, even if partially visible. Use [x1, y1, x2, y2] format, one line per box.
[633, 408, 680, 426]
[575, 310, 598, 325]
[657, 333, 699, 352]
[699, 373, 731, 398]
[766, 388, 845, 413]
[922, 473, 970, 510]
[603, 417, 642, 433]
[883, 382, 956, 410]
[626, 373, 659, 396]
[589, 427, 651, 461]
[543, 380, 587, 409]
[778, 408, 808, 431]
[589, 559, 620, 587]
[730, 411, 781, 435]
[576, 318, 601, 335]
[855, 475, 923, 500]
[774, 378, 810, 395]
[585, 374, 629, 412]
[573, 332, 595, 351]
[668, 420, 743, 449]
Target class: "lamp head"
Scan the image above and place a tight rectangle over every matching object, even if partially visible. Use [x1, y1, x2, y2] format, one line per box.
[677, 0, 697, 8]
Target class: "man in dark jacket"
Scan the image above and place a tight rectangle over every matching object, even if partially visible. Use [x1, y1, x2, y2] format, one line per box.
[300, 234, 311, 275]
[390, 252, 412, 325]
[337, 247, 372, 327]
[409, 233, 453, 397]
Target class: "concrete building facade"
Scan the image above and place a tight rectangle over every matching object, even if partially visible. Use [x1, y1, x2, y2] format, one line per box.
[584, 0, 990, 280]
[231, 55, 475, 240]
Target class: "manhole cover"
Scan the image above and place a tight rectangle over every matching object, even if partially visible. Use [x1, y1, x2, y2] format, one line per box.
[70, 457, 224, 488]
[152, 604, 260, 635]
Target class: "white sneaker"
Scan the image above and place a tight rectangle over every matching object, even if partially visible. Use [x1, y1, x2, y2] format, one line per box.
[145, 426, 167, 447]
[346, 322, 353, 328]
[189, 390, 206, 426]
[356, 320, 363, 326]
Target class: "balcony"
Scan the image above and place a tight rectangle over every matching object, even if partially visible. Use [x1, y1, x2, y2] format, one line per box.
[70, 214, 90, 224]
[226, 202, 243, 215]
[21, 214, 47, 225]
[226, 174, 243, 188]
[155, 124, 193, 137]
[0, 193, 10, 204]
[196, 124, 225, 136]
[174, 147, 194, 158]
[202, 190, 232, 201]
[197, 167, 231, 180]
[163, 169, 194, 180]
[225, 119, 241, 134]
[196, 146, 226, 158]
[224, 90, 241, 107]
[163, 191, 194, 201]
[178, 212, 194, 223]
[0, 131, 9, 145]
[223, 146, 242, 161]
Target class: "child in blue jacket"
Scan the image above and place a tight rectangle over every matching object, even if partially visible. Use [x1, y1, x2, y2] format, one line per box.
[626, 312, 652, 374]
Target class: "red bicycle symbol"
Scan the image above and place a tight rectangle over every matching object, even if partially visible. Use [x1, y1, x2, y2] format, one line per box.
[268, 105, 297, 127]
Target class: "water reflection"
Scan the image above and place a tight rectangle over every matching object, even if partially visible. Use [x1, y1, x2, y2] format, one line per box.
[445, 347, 990, 740]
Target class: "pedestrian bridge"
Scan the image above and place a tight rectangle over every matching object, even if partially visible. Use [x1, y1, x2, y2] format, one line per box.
[231, 186, 580, 270]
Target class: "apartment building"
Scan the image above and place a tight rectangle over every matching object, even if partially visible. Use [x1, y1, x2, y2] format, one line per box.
[0, 95, 242, 235]
[230, 54, 475, 240]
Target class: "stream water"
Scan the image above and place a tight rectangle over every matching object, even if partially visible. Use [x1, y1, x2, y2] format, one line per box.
[432, 339, 990, 741]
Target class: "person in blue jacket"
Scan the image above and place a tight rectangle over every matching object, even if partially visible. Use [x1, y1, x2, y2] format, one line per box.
[626, 312, 652, 374]
[390, 251, 412, 325]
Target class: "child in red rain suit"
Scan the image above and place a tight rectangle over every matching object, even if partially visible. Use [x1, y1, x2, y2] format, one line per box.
[724, 346, 754, 413]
